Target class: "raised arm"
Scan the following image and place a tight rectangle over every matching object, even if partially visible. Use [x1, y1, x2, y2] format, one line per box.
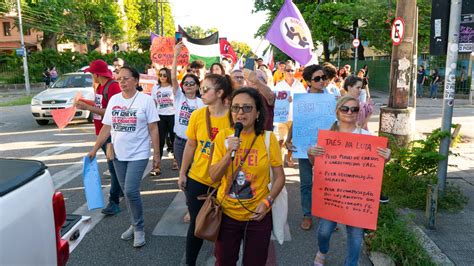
[171, 42, 185, 95]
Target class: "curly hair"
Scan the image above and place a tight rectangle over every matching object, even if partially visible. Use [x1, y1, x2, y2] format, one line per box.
[228, 87, 266, 136]
[302, 64, 324, 82]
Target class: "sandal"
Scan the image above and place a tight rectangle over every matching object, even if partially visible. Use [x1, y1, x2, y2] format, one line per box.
[150, 167, 161, 176]
[314, 251, 325, 266]
[172, 159, 179, 170]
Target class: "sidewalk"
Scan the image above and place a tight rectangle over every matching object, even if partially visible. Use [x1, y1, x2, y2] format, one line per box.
[0, 87, 45, 105]
[370, 90, 474, 108]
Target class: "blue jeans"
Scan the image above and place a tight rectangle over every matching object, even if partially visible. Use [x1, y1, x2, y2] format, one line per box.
[113, 159, 148, 231]
[298, 158, 313, 217]
[100, 138, 122, 204]
[416, 82, 424, 97]
[430, 84, 438, 98]
[317, 218, 364, 266]
[173, 136, 187, 169]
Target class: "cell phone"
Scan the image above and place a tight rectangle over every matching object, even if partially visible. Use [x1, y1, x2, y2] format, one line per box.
[244, 58, 255, 71]
[175, 32, 182, 43]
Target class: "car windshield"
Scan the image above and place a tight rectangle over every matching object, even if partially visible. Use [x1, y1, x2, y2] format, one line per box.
[51, 75, 93, 88]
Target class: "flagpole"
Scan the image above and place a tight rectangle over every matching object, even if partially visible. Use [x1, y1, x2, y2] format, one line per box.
[252, 38, 265, 57]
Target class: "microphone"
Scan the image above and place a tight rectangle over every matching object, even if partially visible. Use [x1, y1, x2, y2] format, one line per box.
[231, 122, 243, 160]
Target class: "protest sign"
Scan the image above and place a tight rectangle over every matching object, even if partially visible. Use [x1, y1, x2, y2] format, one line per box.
[51, 92, 82, 130]
[150, 36, 189, 66]
[273, 90, 290, 123]
[139, 74, 158, 95]
[292, 93, 336, 158]
[82, 156, 104, 210]
[312, 130, 388, 230]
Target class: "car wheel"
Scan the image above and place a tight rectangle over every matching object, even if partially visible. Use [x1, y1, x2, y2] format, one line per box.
[87, 112, 93, 123]
[36, 119, 49, 126]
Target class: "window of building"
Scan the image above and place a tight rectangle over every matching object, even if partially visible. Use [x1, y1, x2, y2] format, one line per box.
[3, 22, 11, 36]
[25, 27, 31, 36]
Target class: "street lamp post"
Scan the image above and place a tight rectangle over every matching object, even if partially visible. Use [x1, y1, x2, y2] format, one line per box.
[16, 0, 30, 95]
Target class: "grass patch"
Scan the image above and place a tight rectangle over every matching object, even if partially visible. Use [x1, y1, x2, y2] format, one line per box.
[0, 95, 33, 107]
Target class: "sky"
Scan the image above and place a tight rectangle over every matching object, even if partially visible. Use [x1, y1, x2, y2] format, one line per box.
[170, 0, 271, 56]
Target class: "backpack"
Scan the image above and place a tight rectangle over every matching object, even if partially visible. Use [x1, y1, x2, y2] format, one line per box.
[102, 79, 118, 103]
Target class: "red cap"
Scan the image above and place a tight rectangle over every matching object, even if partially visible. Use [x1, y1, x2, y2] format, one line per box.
[83, 59, 113, 78]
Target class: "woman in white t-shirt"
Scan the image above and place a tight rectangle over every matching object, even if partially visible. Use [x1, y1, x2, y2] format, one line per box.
[88, 66, 160, 248]
[172, 42, 205, 169]
[307, 96, 391, 266]
[152, 67, 176, 173]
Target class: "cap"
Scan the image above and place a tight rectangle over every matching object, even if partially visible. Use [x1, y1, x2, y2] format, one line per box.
[83, 59, 113, 78]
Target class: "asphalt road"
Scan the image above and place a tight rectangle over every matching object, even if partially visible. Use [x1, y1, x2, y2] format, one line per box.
[1, 103, 472, 265]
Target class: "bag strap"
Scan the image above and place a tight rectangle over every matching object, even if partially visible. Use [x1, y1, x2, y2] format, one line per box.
[205, 107, 212, 140]
[265, 131, 274, 183]
[103, 79, 117, 102]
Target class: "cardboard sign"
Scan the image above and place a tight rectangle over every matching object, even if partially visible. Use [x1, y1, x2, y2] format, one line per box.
[312, 130, 388, 230]
[273, 90, 290, 123]
[139, 74, 158, 95]
[150, 36, 189, 66]
[292, 93, 336, 159]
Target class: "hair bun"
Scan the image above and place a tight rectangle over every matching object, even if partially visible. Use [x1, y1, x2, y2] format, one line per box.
[136, 85, 144, 92]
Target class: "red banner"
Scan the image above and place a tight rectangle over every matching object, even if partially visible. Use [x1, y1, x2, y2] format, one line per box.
[150, 36, 189, 66]
[312, 130, 388, 230]
[220, 38, 237, 63]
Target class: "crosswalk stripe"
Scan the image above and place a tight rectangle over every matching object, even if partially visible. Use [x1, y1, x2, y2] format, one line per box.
[152, 191, 188, 237]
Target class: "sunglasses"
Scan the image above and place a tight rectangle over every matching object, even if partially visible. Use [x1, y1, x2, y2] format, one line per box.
[339, 106, 360, 113]
[312, 75, 327, 82]
[200, 85, 214, 94]
[230, 105, 254, 113]
[285, 69, 295, 73]
[183, 81, 196, 87]
[159, 73, 167, 77]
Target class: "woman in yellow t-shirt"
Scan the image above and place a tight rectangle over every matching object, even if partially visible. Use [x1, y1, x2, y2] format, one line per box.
[210, 87, 286, 265]
[177, 73, 233, 265]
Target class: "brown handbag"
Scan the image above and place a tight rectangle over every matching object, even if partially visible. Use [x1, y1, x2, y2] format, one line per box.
[106, 143, 115, 161]
[194, 188, 222, 242]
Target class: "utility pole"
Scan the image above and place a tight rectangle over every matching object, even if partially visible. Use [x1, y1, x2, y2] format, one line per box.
[379, 0, 417, 146]
[437, 0, 462, 193]
[160, 1, 164, 36]
[16, 0, 30, 95]
[155, 0, 160, 35]
[354, 27, 359, 73]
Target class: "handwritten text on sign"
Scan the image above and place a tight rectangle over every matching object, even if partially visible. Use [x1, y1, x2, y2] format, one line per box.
[312, 130, 388, 230]
[150, 37, 189, 66]
[273, 90, 290, 123]
[292, 93, 336, 159]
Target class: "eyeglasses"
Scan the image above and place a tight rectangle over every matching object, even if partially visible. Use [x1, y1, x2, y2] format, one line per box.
[230, 104, 254, 113]
[312, 75, 327, 82]
[200, 85, 214, 94]
[339, 106, 360, 113]
[159, 73, 167, 77]
[233, 75, 245, 80]
[183, 81, 196, 87]
[285, 69, 295, 73]
[117, 76, 132, 82]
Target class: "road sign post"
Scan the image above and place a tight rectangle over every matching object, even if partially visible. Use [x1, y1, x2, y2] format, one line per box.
[354, 28, 359, 73]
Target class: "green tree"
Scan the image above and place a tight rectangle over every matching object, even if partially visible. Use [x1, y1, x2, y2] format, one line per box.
[230, 41, 255, 58]
[134, 0, 175, 49]
[183, 26, 218, 39]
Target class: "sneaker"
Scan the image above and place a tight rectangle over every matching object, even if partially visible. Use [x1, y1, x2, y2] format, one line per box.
[101, 202, 121, 216]
[121, 225, 134, 241]
[172, 159, 179, 170]
[300, 216, 312, 230]
[133, 231, 146, 248]
[380, 194, 390, 204]
[103, 169, 111, 178]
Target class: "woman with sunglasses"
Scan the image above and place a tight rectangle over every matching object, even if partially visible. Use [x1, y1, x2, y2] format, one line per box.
[87, 66, 160, 248]
[284, 64, 330, 231]
[343, 75, 374, 130]
[178, 73, 233, 266]
[151, 67, 176, 174]
[307, 96, 390, 266]
[209, 88, 285, 265]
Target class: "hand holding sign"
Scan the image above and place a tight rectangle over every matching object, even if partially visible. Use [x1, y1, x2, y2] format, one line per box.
[51, 92, 82, 130]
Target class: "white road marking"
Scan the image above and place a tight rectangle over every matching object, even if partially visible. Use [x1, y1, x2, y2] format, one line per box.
[0, 124, 94, 137]
[152, 191, 188, 237]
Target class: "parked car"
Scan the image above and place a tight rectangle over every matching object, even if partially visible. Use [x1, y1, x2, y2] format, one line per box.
[0, 158, 90, 265]
[31, 72, 95, 126]
[78, 65, 115, 73]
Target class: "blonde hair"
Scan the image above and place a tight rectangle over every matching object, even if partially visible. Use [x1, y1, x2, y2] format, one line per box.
[329, 95, 359, 131]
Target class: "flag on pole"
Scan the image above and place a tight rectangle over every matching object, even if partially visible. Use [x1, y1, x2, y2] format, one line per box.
[262, 46, 275, 71]
[150, 31, 159, 43]
[179, 26, 220, 68]
[233, 54, 244, 71]
[265, 0, 317, 65]
[219, 38, 238, 63]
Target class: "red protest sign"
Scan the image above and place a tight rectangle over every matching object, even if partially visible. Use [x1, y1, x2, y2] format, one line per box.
[51, 92, 82, 130]
[150, 36, 189, 66]
[312, 130, 388, 230]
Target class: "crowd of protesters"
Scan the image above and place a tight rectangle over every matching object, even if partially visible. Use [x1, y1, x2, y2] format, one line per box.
[76, 40, 392, 265]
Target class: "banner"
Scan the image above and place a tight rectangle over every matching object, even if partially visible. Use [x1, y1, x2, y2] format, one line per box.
[273, 90, 290, 123]
[292, 93, 336, 158]
[139, 74, 158, 95]
[265, 0, 317, 65]
[150, 36, 189, 66]
[312, 130, 388, 230]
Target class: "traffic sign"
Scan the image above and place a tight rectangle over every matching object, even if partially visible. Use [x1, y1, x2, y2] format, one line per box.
[391, 17, 405, 45]
[112, 44, 119, 52]
[352, 38, 360, 48]
[15, 48, 25, 57]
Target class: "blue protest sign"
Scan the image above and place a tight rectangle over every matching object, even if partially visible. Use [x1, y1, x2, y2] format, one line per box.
[273, 90, 290, 123]
[82, 156, 104, 210]
[292, 93, 336, 159]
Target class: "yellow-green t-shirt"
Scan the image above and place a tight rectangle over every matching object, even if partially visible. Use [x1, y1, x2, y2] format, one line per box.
[273, 70, 285, 85]
[186, 107, 231, 188]
[211, 129, 283, 221]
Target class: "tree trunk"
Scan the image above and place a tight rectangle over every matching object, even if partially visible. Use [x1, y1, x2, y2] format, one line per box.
[41, 32, 57, 51]
[87, 39, 100, 53]
[323, 40, 330, 62]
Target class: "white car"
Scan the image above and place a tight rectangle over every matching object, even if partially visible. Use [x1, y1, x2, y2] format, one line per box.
[31, 72, 95, 126]
[78, 65, 116, 73]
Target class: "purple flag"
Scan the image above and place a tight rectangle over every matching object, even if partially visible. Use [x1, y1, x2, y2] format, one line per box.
[265, 0, 317, 65]
[150, 31, 159, 43]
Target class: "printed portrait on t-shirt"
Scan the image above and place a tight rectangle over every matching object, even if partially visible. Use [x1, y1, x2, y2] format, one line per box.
[111, 106, 138, 132]
[229, 170, 254, 199]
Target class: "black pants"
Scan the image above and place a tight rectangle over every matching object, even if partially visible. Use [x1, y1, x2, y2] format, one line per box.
[158, 114, 175, 159]
[185, 177, 212, 265]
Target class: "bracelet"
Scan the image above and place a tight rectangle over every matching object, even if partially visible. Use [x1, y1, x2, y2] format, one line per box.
[262, 199, 271, 208]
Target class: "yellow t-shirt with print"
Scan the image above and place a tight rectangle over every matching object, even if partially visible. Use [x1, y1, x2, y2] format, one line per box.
[186, 107, 231, 188]
[211, 129, 283, 221]
[273, 70, 285, 85]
